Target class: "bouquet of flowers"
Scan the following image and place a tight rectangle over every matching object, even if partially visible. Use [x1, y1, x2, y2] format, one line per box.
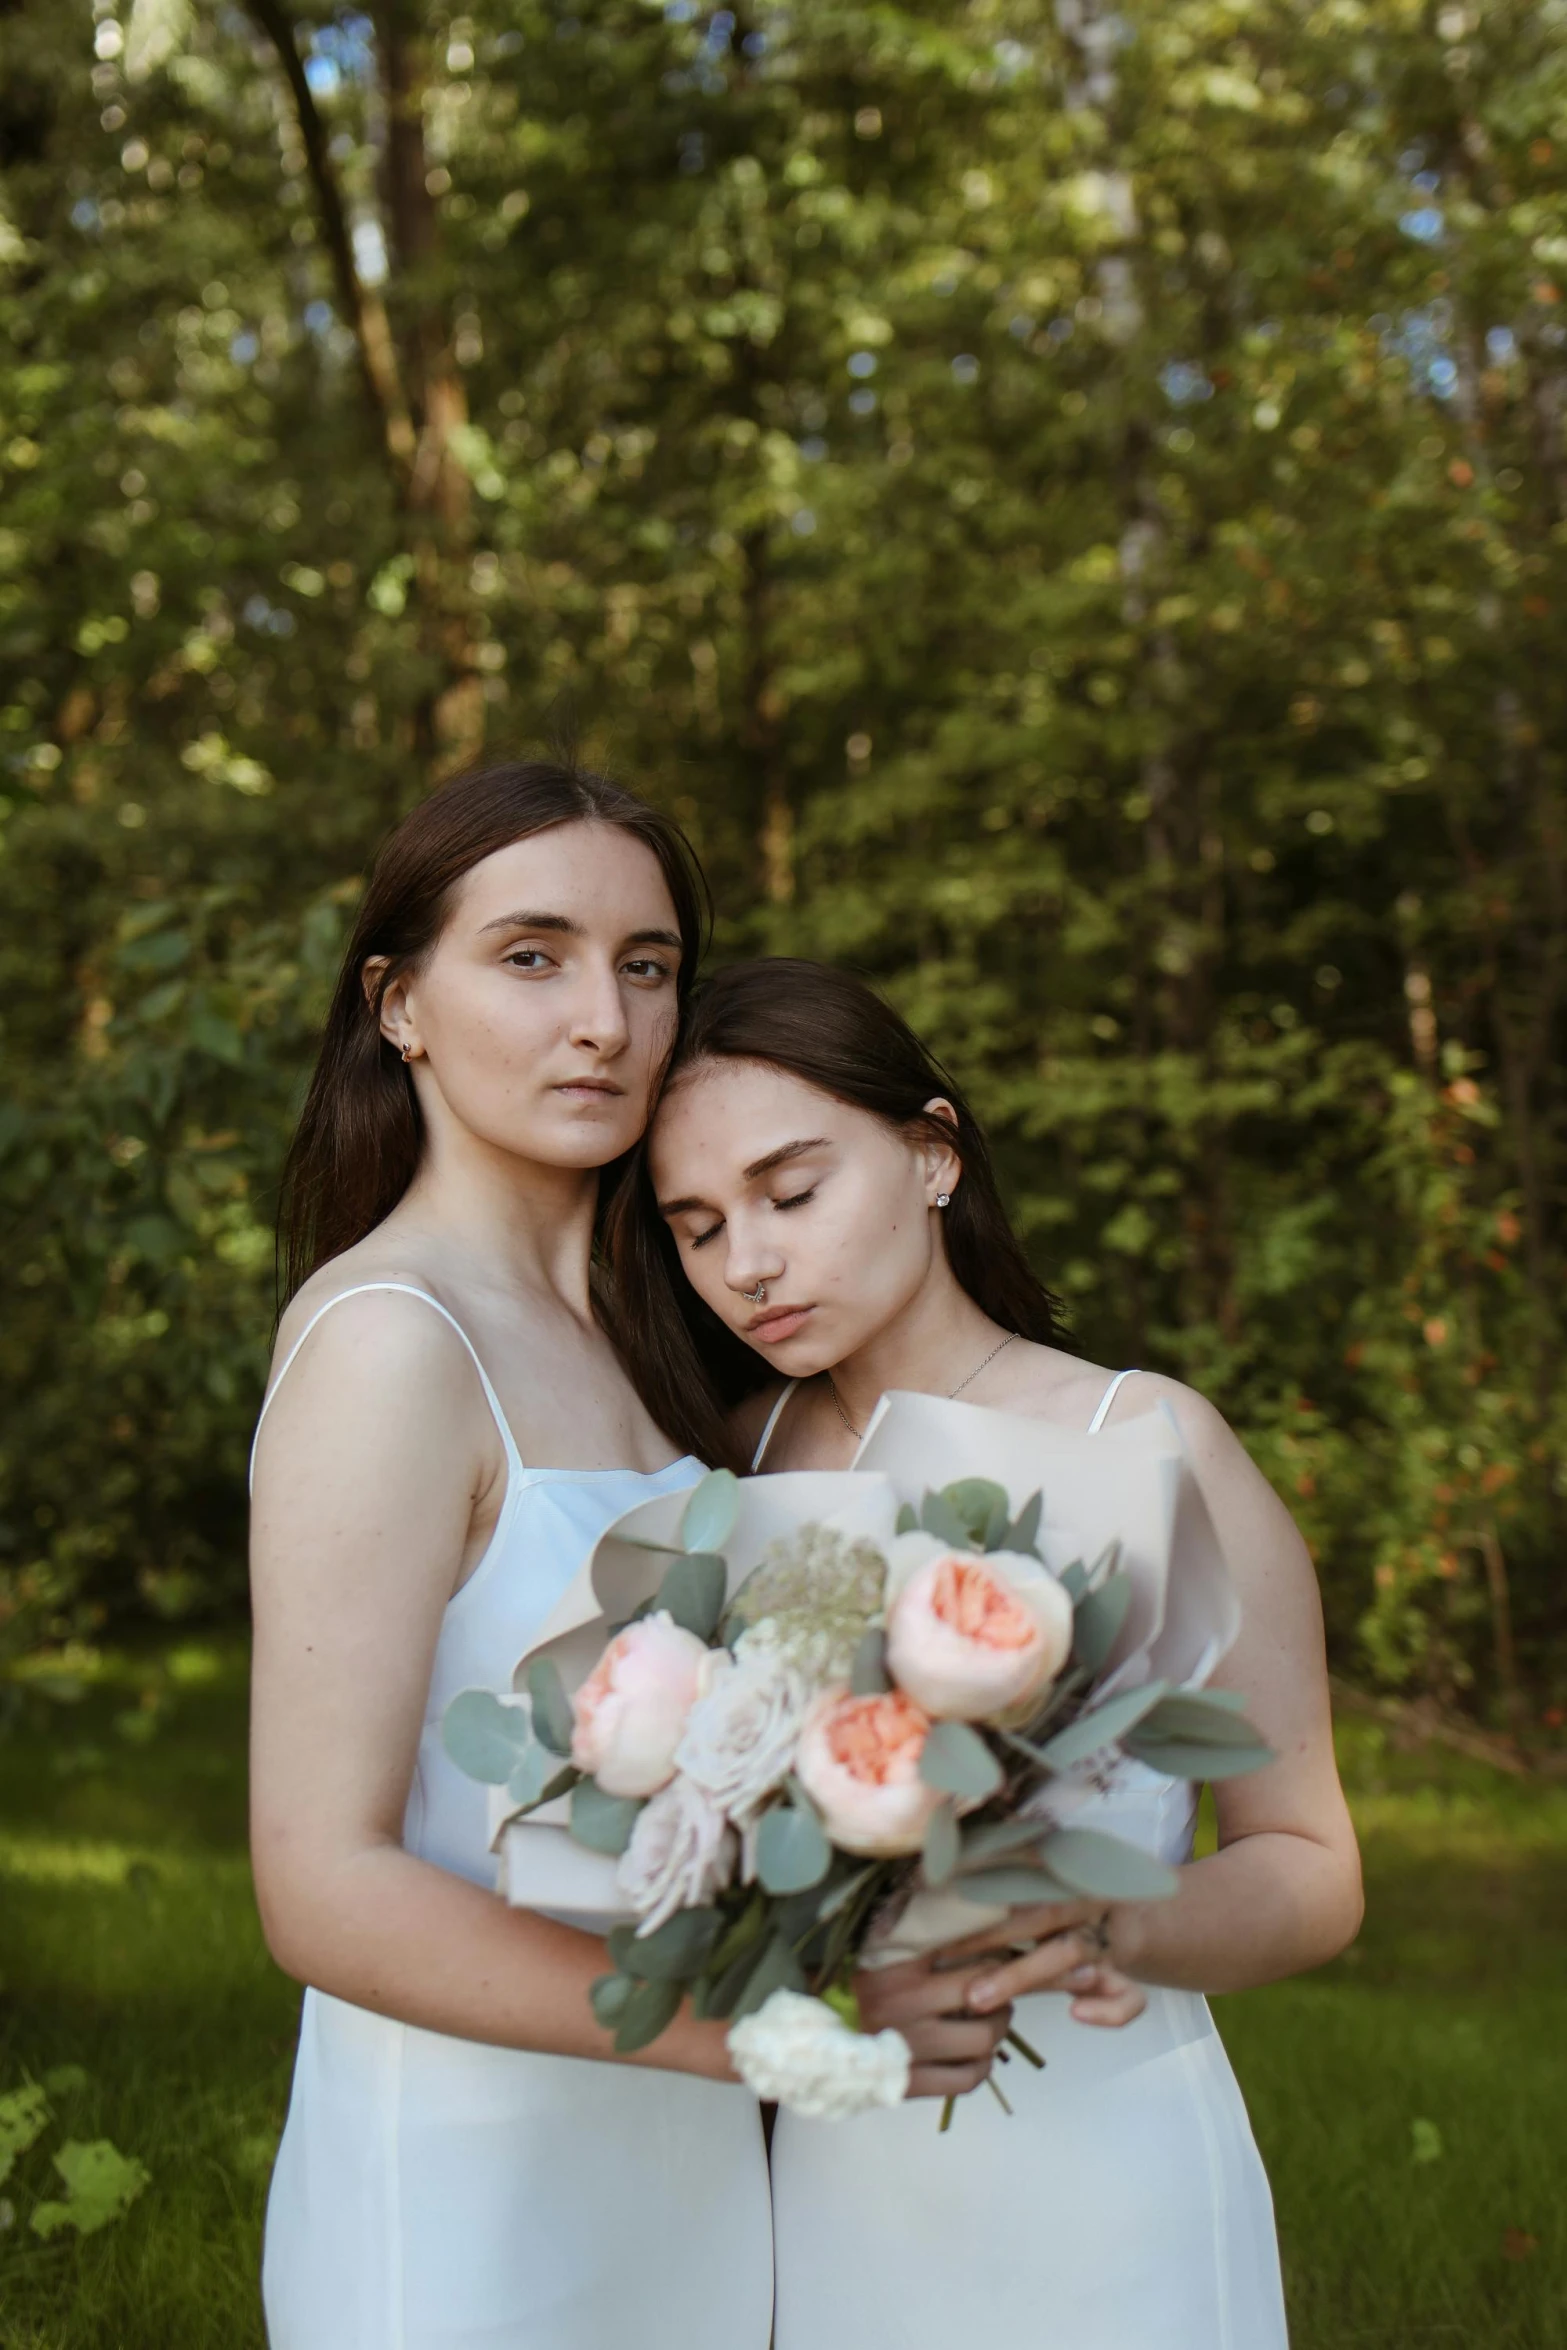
[444, 1392, 1272, 2121]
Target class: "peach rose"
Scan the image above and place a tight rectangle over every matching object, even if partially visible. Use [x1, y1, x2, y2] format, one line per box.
[794, 1688, 942, 1856]
[885, 1543, 1073, 1724]
[569, 1613, 709, 1798]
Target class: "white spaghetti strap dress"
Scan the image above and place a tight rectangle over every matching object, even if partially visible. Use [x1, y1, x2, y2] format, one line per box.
[252, 1284, 774, 2350]
[755, 1368, 1290, 2350]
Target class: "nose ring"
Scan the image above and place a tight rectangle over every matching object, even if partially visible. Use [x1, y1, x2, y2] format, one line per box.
[745, 1282, 767, 1305]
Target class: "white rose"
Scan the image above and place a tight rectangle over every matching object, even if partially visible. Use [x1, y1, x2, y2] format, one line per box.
[616, 1773, 735, 1936]
[728, 1989, 911, 2120]
[675, 1644, 811, 1824]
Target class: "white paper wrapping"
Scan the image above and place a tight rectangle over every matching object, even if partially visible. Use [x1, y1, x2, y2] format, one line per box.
[491, 1390, 1240, 1939]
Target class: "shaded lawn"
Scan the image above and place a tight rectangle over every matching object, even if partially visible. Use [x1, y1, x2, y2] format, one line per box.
[0, 1646, 1562, 2348]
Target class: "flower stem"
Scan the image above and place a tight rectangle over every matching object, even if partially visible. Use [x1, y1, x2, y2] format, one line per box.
[938, 2094, 956, 2132]
[984, 2071, 1015, 2117]
[1006, 2025, 1046, 2070]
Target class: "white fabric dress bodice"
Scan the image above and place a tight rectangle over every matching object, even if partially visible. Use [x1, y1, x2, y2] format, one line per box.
[755, 1368, 1290, 2350]
[252, 1285, 773, 2350]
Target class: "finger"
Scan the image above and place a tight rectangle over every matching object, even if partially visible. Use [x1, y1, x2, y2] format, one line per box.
[907, 2058, 996, 2102]
[871, 1962, 1008, 2027]
[902, 2016, 1012, 2067]
[931, 1902, 1092, 1962]
[966, 1930, 1108, 2012]
[1069, 1974, 1147, 2029]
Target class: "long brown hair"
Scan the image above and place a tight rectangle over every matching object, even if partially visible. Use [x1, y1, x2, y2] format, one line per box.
[277, 755, 710, 1303]
[602, 958, 1062, 1469]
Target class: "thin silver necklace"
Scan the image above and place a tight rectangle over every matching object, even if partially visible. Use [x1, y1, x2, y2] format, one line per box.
[826, 1332, 1017, 1442]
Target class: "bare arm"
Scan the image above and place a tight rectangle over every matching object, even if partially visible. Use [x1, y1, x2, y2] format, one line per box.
[961, 1378, 1363, 2014]
[248, 1293, 734, 2081]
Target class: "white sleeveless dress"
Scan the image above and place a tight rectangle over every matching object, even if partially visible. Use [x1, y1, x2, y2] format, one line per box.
[251, 1284, 774, 2350]
[752, 1369, 1290, 2350]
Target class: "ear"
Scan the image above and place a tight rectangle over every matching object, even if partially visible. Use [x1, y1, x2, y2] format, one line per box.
[920, 1096, 963, 1206]
[366, 956, 419, 1060]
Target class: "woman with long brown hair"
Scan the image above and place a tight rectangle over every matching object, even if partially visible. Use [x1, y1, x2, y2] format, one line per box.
[609, 957, 1363, 2350]
[247, 768, 1012, 2350]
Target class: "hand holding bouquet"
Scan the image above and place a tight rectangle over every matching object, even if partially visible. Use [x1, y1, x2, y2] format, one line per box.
[445, 1394, 1272, 2121]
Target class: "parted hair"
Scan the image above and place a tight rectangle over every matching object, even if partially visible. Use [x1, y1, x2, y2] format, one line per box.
[601, 958, 1062, 1471]
[276, 755, 710, 1304]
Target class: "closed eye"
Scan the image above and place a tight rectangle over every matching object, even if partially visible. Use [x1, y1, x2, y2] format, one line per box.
[774, 1187, 816, 1212]
[687, 1221, 724, 1250]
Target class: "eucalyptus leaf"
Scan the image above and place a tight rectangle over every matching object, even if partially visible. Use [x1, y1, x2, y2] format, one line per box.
[918, 1490, 969, 1548]
[922, 1802, 960, 1887]
[755, 1801, 832, 1895]
[1058, 1558, 1089, 1601]
[895, 1503, 918, 1536]
[1041, 1827, 1180, 1902]
[1033, 1680, 1170, 1772]
[526, 1657, 576, 1758]
[1137, 1691, 1266, 1746]
[506, 1750, 577, 1812]
[503, 1741, 552, 1811]
[1072, 1572, 1132, 1673]
[941, 1477, 1011, 1550]
[589, 1971, 633, 2028]
[1124, 1734, 1275, 1781]
[610, 1905, 724, 1981]
[441, 1688, 532, 1786]
[957, 1816, 1053, 1870]
[954, 1865, 1071, 1906]
[919, 1719, 1005, 1802]
[570, 1778, 644, 1857]
[612, 1975, 683, 2054]
[849, 1626, 890, 1695]
[680, 1467, 740, 1556]
[657, 1550, 727, 1640]
[1005, 1491, 1043, 1556]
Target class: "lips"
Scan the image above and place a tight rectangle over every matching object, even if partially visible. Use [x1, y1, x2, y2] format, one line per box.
[747, 1304, 813, 1345]
[553, 1078, 623, 1098]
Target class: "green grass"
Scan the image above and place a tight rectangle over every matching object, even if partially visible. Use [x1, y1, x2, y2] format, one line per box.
[0, 1652, 1562, 2348]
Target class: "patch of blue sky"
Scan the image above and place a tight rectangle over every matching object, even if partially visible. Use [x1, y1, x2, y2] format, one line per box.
[1160, 360, 1214, 406]
[308, 14, 375, 85]
[1400, 206, 1445, 245]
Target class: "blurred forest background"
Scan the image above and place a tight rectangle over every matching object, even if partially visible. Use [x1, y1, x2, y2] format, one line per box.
[2, 0, 1565, 1733]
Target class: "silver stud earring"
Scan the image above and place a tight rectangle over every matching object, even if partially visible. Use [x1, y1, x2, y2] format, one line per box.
[936, 1192, 951, 1209]
[401, 1043, 413, 1064]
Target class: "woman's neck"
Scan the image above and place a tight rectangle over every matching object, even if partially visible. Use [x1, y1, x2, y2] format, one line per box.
[386, 1129, 602, 1312]
[825, 1260, 1004, 1435]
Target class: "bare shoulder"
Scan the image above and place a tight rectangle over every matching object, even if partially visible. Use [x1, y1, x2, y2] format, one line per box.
[1103, 1369, 1236, 1461]
[1107, 1370, 1310, 1563]
[269, 1240, 458, 1382]
[259, 1251, 488, 1469]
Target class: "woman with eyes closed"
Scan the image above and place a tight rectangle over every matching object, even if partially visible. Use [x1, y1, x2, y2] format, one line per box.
[607, 957, 1363, 2350]
[248, 759, 779, 2350]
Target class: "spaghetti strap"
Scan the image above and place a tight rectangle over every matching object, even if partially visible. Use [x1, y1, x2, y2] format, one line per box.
[750, 1380, 799, 1473]
[249, 1281, 525, 1494]
[1087, 1367, 1138, 1434]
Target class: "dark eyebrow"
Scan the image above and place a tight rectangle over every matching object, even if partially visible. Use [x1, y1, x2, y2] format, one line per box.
[477, 910, 682, 954]
[658, 1137, 832, 1220]
[743, 1136, 831, 1182]
[478, 909, 583, 937]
